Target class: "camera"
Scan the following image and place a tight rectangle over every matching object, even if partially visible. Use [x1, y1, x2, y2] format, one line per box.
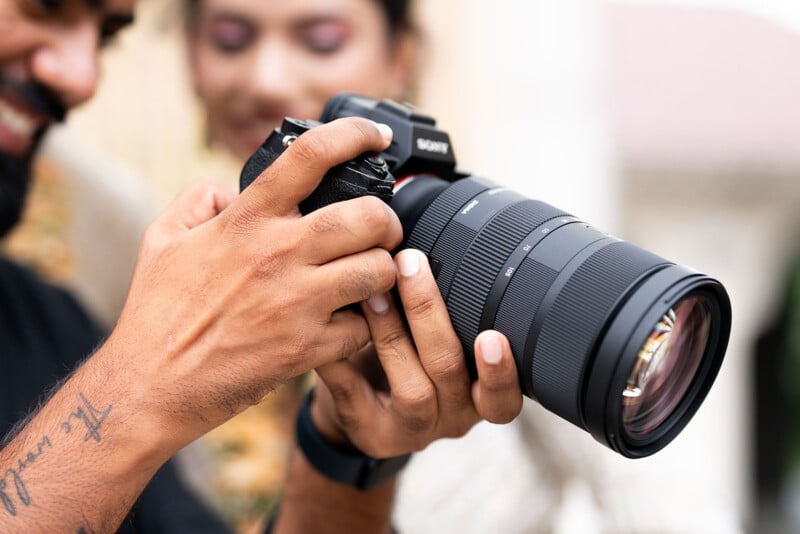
[240, 93, 732, 458]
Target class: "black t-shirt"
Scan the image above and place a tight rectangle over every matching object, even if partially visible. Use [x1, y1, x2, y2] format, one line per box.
[0, 256, 230, 533]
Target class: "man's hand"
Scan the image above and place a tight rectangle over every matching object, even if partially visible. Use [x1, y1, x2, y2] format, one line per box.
[272, 248, 522, 534]
[108, 117, 403, 452]
[313, 247, 523, 457]
[0, 117, 403, 534]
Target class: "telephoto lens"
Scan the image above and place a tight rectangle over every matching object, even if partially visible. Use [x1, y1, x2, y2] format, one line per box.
[388, 175, 730, 458]
[242, 93, 732, 458]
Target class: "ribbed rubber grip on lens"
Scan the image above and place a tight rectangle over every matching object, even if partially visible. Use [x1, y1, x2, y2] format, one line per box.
[446, 201, 568, 366]
[406, 178, 488, 254]
[529, 241, 669, 428]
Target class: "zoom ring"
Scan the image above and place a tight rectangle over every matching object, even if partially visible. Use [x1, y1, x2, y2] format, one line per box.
[531, 241, 669, 428]
[446, 201, 569, 367]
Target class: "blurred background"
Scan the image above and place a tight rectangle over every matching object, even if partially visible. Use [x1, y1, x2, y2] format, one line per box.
[5, 0, 800, 532]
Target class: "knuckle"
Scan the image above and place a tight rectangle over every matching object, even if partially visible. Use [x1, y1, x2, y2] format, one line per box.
[327, 381, 357, 407]
[224, 203, 264, 237]
[140, 224, 171, 256]
[395, 384, 437, 433]
[397, 382, 435, 407]
[309, 209, 342, 235]
[404, 294, 438, 321]
[376, 325, 410, 355]
[400, 413, 435, 435]
[356, 196, 393, 228]
[291, 131, 330, 167]
[286, 328, 319, 362]
[337, 273, 374, 304]
[250, 243, 289, 279]
[427, 353, 466, 381]
[338, 251, 396, 302]
[338, 331, 367, 361]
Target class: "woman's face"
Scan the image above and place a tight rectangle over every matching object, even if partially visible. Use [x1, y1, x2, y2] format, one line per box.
[188, 0, 413, 161]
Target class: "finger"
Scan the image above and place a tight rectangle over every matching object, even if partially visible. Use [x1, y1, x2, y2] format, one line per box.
[314, 359, 376, 438]
[298, 310, 373, 372]
[395, 249, 472, 409]
[314, 365, 410, 458]
[471, 330, 523, 424]
[235, 118, 392, 218]
[302, 196, 402, 264]
[155, 180, 237, 234]
[312, 248, 397, 311]
[361, 293, 434, 406]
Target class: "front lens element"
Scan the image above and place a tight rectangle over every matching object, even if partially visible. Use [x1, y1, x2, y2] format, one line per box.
[622, 296, 712, 436]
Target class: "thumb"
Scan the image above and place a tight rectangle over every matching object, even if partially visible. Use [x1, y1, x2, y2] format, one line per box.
[233, 117, 392, 218]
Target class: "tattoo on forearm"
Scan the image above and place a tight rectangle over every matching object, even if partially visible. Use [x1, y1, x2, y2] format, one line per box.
[61, 393, 113, 443]
[0, 393, 112, 518]
[0, 436, 51, 516]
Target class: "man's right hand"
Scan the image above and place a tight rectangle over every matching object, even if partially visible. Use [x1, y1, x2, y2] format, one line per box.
[108, 117, 402, 453]
[0, 117, 401, 533]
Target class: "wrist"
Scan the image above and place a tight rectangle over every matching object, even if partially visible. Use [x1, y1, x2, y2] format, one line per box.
[295, 389, 411, 491]
[88, 337, 185, 465]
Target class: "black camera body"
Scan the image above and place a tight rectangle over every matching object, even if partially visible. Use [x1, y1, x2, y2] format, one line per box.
[240, 116, 395, 214]
[240, 93, 732, 459]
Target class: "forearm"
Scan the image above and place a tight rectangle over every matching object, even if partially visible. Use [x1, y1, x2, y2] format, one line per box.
[0, 346, 171, 532]
[273, 448, 396, 534]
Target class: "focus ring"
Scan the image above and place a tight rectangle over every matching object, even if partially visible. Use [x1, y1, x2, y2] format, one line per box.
[494, 258, 559, 394]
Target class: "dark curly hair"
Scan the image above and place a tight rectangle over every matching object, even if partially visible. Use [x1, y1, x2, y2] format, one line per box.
[185, 0, 412, 38]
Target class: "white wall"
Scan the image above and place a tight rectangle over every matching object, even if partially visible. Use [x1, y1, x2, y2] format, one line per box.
[414, 0, 619, 231]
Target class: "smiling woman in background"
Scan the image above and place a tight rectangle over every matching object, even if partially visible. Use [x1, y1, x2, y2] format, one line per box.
[185, 0, 417, 161]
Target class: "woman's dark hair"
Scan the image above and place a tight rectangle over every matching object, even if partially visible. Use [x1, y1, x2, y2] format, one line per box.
[185, 0, 412, 37]
[379, 0, 413, 34]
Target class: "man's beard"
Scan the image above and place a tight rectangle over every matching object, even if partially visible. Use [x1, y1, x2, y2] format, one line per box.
[0, 146, 33, 239]
[0, 71, 65, 239]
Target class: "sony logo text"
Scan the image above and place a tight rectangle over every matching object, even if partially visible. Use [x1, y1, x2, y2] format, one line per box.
[416, 138, 450, 155]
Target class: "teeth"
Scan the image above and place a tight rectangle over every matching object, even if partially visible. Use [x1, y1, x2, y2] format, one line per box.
[0, 98, 36, 138]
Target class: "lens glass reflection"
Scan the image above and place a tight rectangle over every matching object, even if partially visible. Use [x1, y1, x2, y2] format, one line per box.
[622, 296, 711, 436]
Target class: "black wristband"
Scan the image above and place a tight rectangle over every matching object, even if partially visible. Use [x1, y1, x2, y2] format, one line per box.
[295, 389, 411, 491]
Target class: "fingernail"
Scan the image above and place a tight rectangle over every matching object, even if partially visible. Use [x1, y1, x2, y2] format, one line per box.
[397, 250, 420, 277]
[374, 122, 393, 144]
[479, 333, 503, 365]
[367, 293, 390, 314]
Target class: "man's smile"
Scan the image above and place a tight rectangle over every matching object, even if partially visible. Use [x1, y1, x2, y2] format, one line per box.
[0, 94, 43, 157]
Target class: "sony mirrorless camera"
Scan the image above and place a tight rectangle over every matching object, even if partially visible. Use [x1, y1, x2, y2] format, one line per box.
[240, 93, 732, 458]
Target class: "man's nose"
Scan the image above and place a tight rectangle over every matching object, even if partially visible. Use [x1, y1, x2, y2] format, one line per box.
[29, 19, 100, 110]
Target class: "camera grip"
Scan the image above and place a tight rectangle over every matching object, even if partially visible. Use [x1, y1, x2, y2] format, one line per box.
[239, 118, 395, 215]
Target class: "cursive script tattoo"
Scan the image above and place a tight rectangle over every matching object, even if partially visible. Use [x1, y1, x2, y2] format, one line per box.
[1, 392, 113, 518]
[61, 393, 112, 443]
[0, 436, 52, 516]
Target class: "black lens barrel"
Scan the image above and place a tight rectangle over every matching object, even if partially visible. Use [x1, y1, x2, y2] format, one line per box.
[391, 176, 731, 457]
